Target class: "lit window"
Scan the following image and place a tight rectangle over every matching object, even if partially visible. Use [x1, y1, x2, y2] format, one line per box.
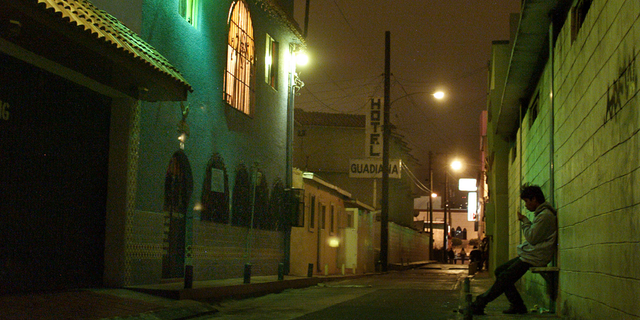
[224, 0, 255, 115]
[265, 34, 279, 88]
[179, 0, 198, 28]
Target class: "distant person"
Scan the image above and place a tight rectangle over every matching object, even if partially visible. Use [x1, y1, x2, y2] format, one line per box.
[447, 247, 455, 264]
[480, 237, 489, 271]
[469, 184, 557, 315]
[459, 248, 466, 264]
[469, 246, 482, 266]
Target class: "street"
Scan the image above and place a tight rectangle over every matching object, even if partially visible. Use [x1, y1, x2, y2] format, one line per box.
[203, 265, 469, 320]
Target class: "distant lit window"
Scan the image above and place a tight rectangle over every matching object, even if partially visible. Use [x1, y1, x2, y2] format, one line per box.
[224, 0, 255, 115]
[265, 34, 279, 88]
[330, 205, 335, 234]
[529, 92, 539, 128]
[571, 0, 592, 42]
[179, 0, 198, 28]
[309, 195, 316, 229]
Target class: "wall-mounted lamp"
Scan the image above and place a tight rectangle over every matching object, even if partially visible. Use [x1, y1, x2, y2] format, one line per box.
[177, 102, 190, 150]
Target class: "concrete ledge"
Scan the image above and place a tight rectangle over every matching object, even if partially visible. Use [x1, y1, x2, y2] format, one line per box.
[530, 266, 560, 273]
[388, 260, 435, 271]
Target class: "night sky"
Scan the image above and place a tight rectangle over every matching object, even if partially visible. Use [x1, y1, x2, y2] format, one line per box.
[293, 1, 522, 190]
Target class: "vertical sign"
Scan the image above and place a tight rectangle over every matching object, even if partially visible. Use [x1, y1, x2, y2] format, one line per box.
[366, 98, 383, 158]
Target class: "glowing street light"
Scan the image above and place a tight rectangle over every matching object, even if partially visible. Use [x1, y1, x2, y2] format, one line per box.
[433, 91, 445, 100]
[451, 160, 462, 171]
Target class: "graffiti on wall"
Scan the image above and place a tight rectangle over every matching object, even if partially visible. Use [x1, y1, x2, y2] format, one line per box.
[606, 53, 637, 122]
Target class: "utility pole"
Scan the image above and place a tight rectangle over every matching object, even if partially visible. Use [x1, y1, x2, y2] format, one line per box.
[428, 151, 433, 260]
[380, 31, 390, 272]
[443, 171, 448, 262]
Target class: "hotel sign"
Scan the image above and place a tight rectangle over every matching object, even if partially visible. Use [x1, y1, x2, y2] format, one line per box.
[365, 98, 383, 158]
[349, 158, 401, 179]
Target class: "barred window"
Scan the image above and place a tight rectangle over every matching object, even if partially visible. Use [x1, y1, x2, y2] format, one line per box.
[224, 0, 255, 115]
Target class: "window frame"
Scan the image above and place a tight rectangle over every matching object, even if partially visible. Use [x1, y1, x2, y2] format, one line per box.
[265, 34, 279, 89]
[223, 0, 255, 115]
[178, 0, 199, 28]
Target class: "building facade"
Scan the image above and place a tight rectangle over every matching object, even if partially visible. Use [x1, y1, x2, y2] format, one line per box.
[94, 0, 306, 286]
[0, 0, 191, 293]
[1, 0, 306, 293]
[487, 1, 640, 318]
[289, 169, 377, 276]
[293, 108, 420, 228]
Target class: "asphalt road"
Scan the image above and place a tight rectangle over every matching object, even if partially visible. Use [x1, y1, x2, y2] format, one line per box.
[203, 265, 470, 320]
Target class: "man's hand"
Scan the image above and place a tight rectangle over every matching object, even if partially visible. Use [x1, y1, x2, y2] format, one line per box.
[517, 211, 525, 221]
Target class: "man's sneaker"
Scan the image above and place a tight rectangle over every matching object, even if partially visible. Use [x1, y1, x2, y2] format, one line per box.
[470, 303, 486, 315]
[502, 305, 528, 314]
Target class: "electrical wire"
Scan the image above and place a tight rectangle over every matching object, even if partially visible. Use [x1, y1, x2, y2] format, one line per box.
[402, 161, 431, 194]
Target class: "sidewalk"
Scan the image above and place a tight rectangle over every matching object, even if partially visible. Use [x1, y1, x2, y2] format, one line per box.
[457, 269, 563, 319]
[0, 272, 378, 320]
[0, 263, 564, 320]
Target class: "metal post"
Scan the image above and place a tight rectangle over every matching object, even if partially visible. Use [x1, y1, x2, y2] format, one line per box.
[184, 265, 193, 289]
[463, 277, 473, 320]
[278, 262, 285, 281]
[244, 263, 251, 284]
[380, 31, 390, 273]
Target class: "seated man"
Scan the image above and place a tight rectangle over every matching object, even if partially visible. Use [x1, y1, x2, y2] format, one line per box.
[470, 184, 557, 315]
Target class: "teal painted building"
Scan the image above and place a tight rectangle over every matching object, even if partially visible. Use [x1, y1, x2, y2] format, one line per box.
[88, 0, 306, 286]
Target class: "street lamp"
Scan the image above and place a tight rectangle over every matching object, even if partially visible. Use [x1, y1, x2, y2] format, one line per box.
[428, 155, 462, 262]
[285, 43, 307, 274]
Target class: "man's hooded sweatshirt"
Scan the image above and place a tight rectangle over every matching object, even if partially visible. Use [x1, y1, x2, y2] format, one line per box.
[517, 201, 558, 266]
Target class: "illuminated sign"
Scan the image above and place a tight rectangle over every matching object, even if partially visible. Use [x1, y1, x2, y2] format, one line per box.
[459, 178, 477, 191]
[468, 192, 478, 221]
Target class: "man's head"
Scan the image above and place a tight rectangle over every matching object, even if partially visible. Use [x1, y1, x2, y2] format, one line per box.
[520, 184, 545, 212]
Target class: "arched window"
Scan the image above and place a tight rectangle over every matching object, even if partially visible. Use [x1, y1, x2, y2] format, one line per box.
[224, 0, 254, 115]
[232, 164, 251, 227]
[201, 153, 229, 223]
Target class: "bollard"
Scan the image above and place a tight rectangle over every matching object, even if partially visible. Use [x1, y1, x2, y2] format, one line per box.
[463, 277, 473, 320]
[278, 262, 285, 281]
[324, 264, 329, 276]
[341, 264, 345, 275]
[244, 263, 251, 284]
[307, 263, 314, 277]
[184, 265, 193, 289]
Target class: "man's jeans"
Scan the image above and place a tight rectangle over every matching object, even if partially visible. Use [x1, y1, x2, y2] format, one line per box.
[474, 257, 532, 308]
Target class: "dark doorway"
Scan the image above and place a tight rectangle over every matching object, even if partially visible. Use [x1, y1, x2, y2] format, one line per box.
[0, 53, 110, 293]
[162, 150, 193, 279]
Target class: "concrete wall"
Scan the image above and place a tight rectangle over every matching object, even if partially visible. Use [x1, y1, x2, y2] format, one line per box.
[494, 1, 640, 318]
[388, 222, 431, 265]
[551, 1, 640, 318]
[485, 41, 512, 274]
